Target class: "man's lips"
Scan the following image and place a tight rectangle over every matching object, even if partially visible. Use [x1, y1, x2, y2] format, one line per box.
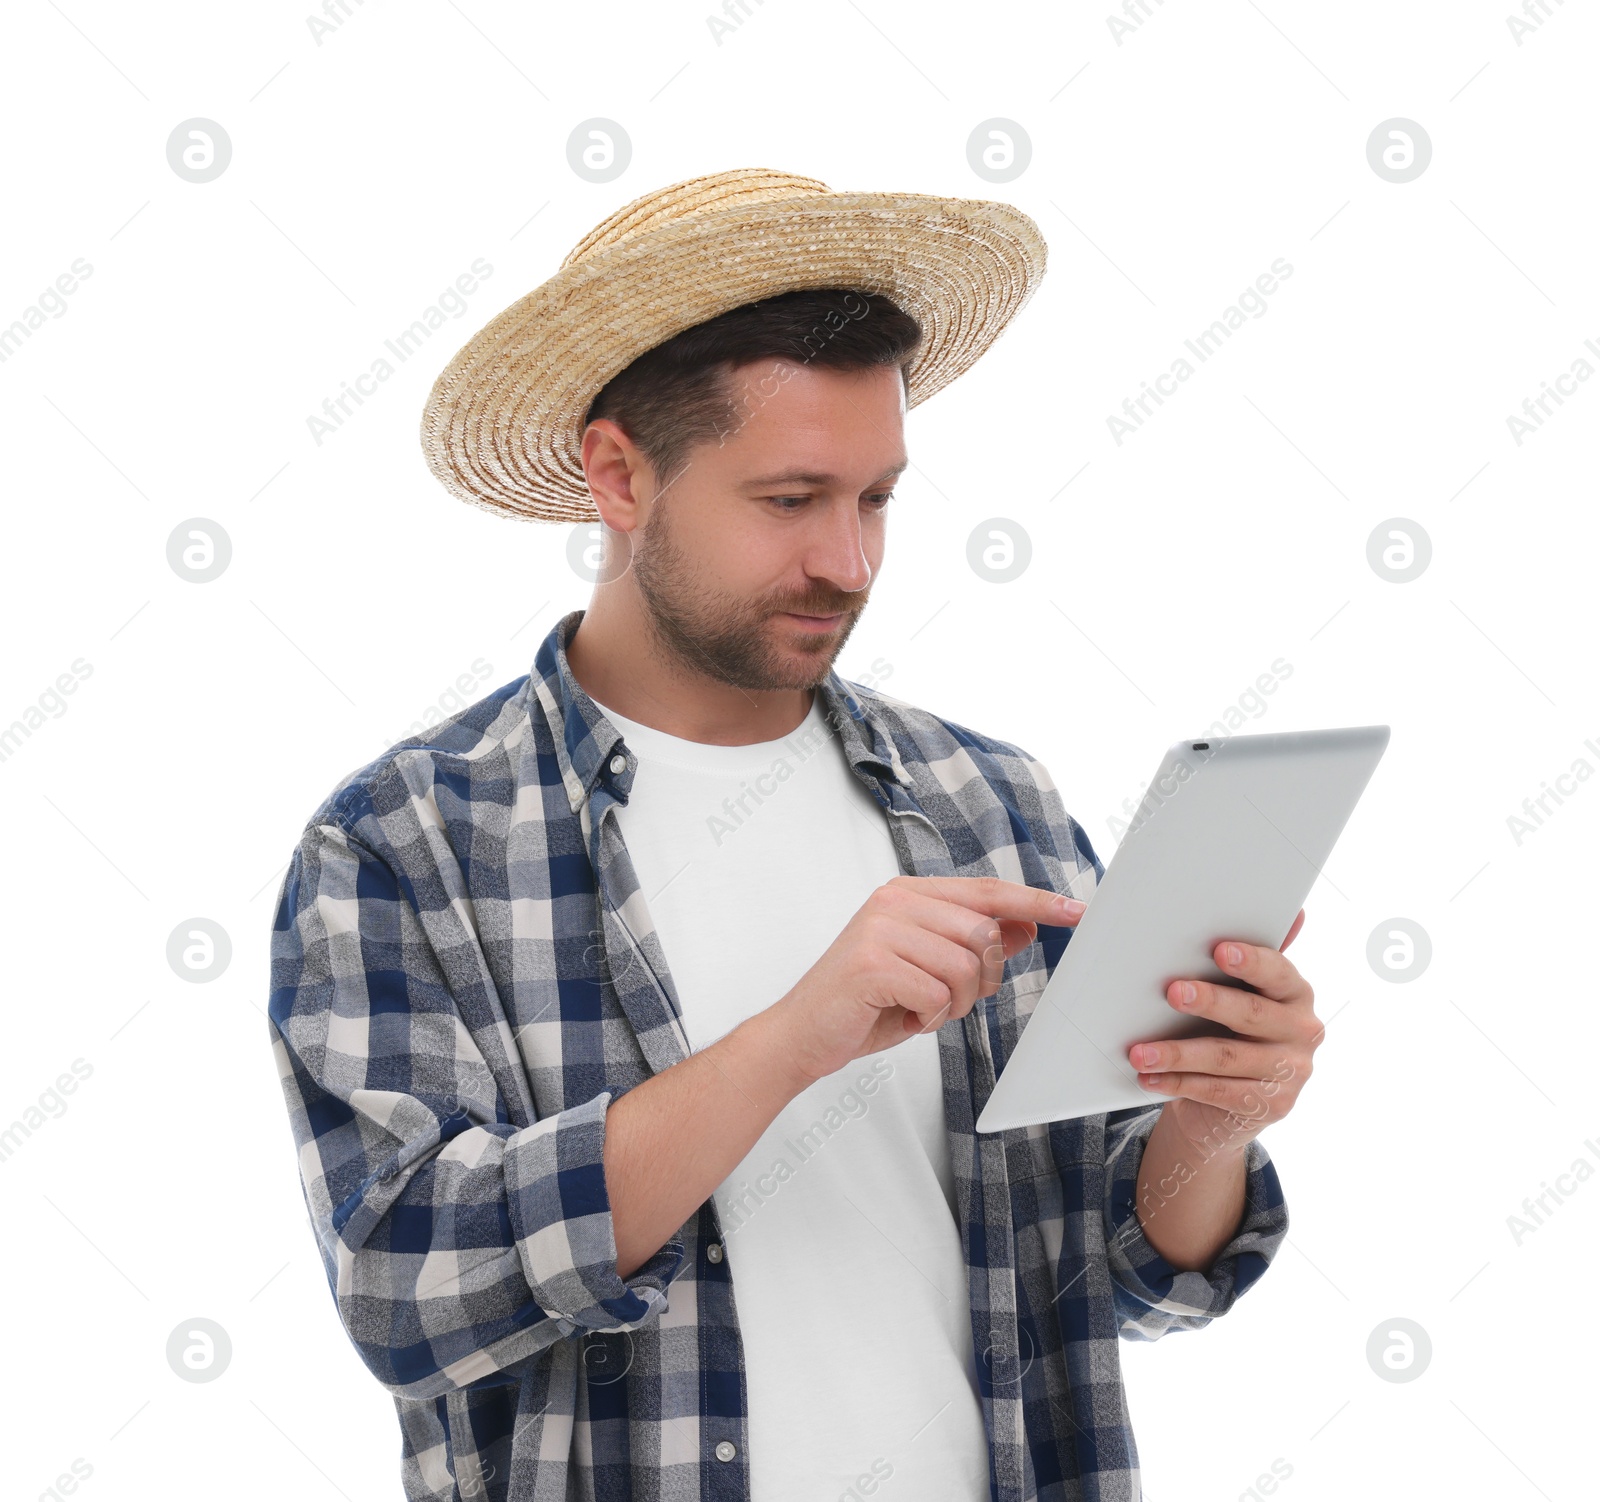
[778, 610, 846, 632]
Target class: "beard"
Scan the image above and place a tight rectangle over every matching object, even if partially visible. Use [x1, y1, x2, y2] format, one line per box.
[629, 497, 869, 692]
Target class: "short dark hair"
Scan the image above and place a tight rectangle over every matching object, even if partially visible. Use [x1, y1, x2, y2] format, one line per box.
[582, 286, 923, 498]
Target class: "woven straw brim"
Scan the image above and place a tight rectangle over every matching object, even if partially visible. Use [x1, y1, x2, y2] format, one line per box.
[419, 190, 1047, 523]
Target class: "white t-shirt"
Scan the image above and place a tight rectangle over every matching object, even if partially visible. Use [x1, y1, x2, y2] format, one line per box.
[594, 689, 990, 1501]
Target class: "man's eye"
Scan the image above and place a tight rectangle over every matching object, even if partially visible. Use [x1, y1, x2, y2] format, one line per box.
[766, 491, 894, 512]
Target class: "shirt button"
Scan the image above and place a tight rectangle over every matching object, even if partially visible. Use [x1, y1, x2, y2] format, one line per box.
[706, 1242, 723, 1263]
[715, 1441, 736, 1462]
[608, 754, 626, 774]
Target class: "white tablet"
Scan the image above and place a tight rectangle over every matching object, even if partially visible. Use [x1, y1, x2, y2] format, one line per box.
[975, 724, 1390, 1132]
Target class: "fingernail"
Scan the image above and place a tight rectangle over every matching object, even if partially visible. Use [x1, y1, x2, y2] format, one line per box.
[1055, 896, 1086, 917]
[1224, 943, 1243, 967]
[1176, 981, 1196, 1007]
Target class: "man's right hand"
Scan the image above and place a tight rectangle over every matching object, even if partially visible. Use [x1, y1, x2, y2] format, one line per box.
[606, 875, 1086, 1277]
[769, 874, 1086, 1087]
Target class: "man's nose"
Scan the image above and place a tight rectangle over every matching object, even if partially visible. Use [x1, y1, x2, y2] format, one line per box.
[805, 502, 874, 594]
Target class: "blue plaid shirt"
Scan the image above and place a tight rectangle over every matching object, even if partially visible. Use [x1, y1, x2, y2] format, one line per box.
[268, 606, 1288, 1502]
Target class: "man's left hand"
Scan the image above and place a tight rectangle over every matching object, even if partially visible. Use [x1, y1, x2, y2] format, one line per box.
[1126, 908, 1322, 1153]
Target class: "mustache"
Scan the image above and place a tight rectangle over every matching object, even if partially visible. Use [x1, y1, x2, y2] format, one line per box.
[774, 596, 865, 616]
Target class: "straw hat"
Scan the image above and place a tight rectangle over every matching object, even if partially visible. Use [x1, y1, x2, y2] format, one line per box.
[418, 167, 1047, 524]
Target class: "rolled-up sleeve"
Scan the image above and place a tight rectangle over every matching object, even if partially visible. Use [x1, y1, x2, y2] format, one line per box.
[1101, 1103, 1288, 1340]
[269, 815, 685, 1400]
[1005, 747, 1292, 1339]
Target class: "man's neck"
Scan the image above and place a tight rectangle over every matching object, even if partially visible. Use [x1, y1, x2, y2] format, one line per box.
[564, 596, 815, 746]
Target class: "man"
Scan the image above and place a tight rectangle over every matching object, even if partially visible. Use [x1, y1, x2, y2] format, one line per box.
[269, 168, 1318, 1502]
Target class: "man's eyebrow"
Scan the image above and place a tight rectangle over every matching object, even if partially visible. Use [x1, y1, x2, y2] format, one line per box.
[741, 461, 908, 488]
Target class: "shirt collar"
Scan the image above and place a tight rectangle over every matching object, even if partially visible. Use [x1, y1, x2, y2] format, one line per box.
[530, 607, 915, 815]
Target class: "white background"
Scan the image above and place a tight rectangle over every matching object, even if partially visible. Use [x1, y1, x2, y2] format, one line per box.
[2, 1, 1595, 1498]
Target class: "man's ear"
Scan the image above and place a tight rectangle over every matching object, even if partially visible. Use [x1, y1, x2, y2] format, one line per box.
[581, 419, 654, 533]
